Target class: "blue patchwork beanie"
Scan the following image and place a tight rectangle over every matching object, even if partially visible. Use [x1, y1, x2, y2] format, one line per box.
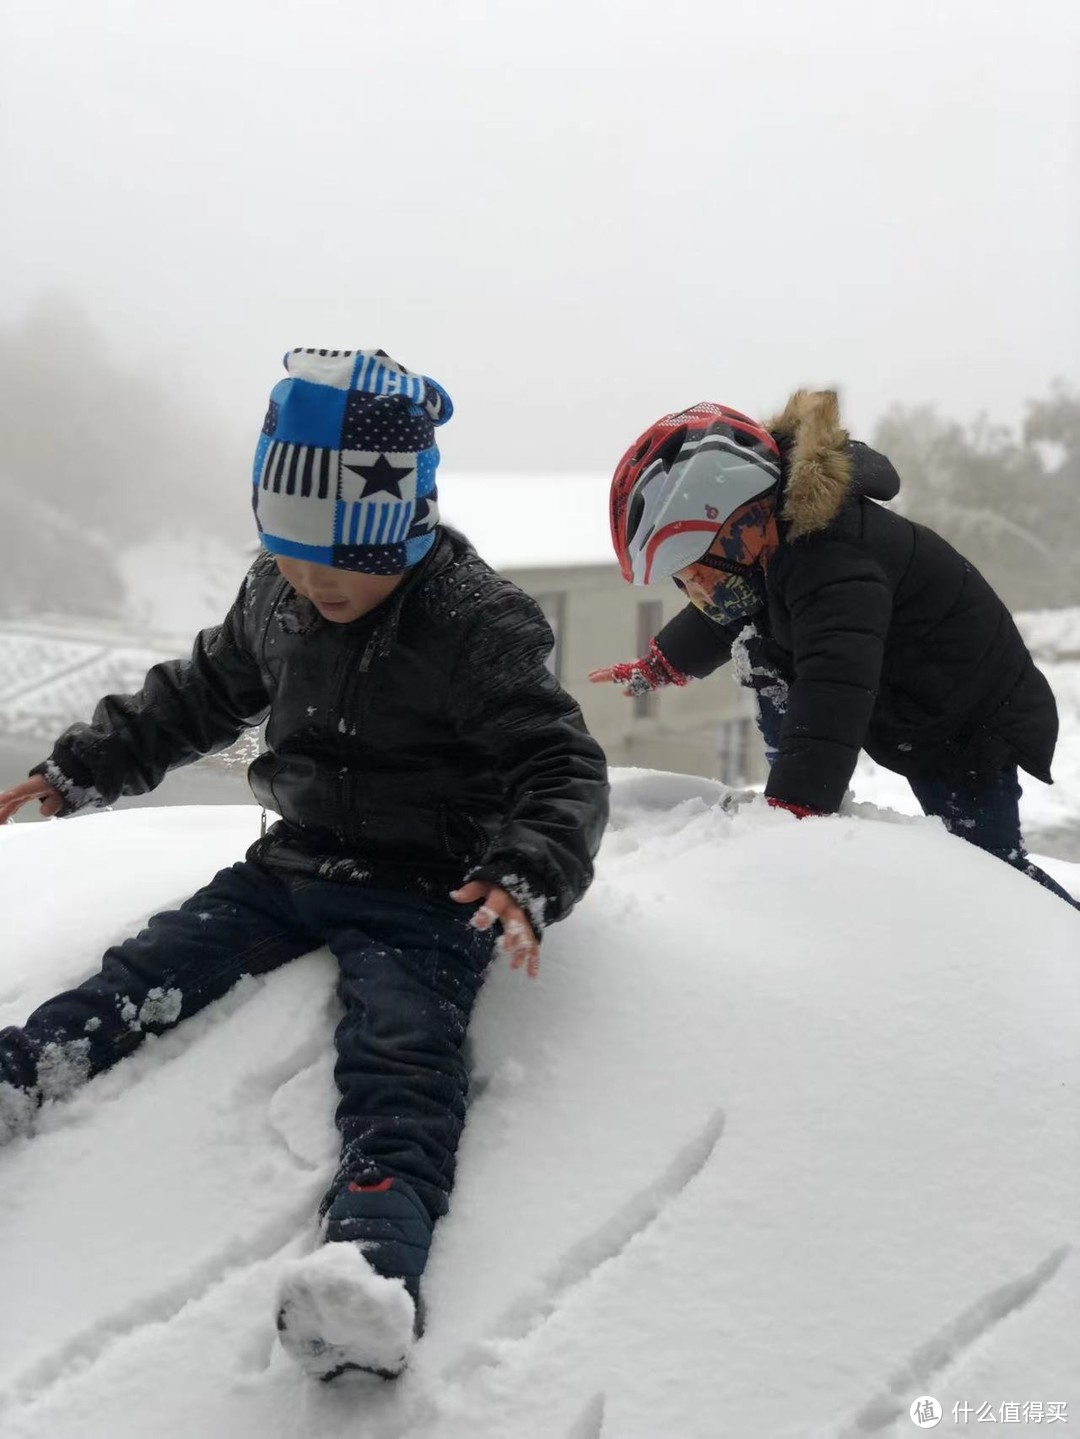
[252, 348, 453, 574]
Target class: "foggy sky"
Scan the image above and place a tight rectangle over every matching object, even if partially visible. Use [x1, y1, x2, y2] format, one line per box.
[2, 0, 1079, 475]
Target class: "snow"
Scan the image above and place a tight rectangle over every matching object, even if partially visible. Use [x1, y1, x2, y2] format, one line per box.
[1014, 608, 1080, 663]
[0, 776, 1077, 1437]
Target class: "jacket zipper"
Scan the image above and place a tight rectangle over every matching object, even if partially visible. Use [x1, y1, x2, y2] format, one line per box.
[334, 622, 390, 844]
[332, 579, 414, 843]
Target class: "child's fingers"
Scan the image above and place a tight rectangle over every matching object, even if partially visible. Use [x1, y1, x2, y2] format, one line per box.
[451, 885, 509, 933]
[499, 908, 534, 945]
[498, 909, 540, 978]
[0, 780, 55, 824]
[449, 880, 488, 905]
[450, 885, 540, 974]
[508, 940, 540, 978]
[451, 882, 514, 932]
[471, 903, 501, 932]
[587, 667, 614, 684]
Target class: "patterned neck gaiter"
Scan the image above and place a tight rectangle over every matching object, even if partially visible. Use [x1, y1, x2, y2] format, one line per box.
[674, 495, 779, 628]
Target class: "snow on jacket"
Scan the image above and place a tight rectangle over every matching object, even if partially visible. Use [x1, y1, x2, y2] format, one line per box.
[33, 528, 610, 927]
[654, 390, 1058, 813]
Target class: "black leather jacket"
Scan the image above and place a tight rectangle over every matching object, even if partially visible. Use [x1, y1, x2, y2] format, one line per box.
[37, 530, 610, 926]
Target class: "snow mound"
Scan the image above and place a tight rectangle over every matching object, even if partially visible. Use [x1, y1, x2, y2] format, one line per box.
[0, 776, 1077, 1437]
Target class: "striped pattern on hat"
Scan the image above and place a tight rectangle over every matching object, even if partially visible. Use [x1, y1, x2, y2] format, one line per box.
[252, 349, 452, 575]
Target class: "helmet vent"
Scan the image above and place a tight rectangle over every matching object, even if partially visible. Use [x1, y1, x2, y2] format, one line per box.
[626, 490, 647, 543]
[657, 426, 687, 472]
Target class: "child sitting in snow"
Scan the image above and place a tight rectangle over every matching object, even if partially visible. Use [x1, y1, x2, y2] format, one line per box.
[591, 389, 1077, 909]
[0, 347, 610, 1380]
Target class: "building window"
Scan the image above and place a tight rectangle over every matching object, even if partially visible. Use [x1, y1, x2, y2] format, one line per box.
[634, 600, 664, 719]
[716, 717, 753, 785]
[533, 592, 565, 681]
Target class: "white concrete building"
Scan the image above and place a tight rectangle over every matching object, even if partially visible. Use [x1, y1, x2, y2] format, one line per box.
[441, 474, 768, 785]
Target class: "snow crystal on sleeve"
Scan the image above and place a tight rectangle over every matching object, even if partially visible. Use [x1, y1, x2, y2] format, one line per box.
[35, 1038, 92, 1100]
[41, 760, 108, 817]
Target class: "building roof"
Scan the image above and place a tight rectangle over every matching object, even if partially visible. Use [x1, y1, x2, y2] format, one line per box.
[438, 472, 615, 570]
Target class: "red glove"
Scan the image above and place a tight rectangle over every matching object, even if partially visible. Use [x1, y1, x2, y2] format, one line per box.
[767, 797, 825, 819]
[588, 639, 690, 698]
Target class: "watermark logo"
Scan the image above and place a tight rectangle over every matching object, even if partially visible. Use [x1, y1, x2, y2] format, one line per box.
[910, 1397, 942, 1428]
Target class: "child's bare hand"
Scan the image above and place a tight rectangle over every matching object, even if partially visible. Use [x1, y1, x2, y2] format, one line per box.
[449, 880, 540, 978]
[0, 777, 63, 824]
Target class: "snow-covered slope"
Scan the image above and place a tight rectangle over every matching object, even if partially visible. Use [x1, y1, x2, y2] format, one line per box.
[0, 776, 1077, 1437]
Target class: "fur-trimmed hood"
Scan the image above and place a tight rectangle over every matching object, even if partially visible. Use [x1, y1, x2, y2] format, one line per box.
[766, 390, 899, 539]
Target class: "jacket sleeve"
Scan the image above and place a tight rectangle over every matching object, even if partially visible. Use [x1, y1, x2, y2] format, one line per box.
[765, 539, 892, 812]
[655, 602, 737, 678]
[32, 571, 272, 816]
[447, 593, 610, 930]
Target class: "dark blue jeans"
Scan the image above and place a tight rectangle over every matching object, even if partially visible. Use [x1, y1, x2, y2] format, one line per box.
[754, 697, 1080, 909]
[0, 862, 497, 1225]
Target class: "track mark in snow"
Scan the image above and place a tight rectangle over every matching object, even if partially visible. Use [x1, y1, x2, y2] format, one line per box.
[230, 1032, 333, 1172]
[264, 1059, 331, 1171]
[447, 1108, 724, 1379]
[839, 1244, 1072, 1436]
[29, 976, 274, 1142]
[30, 964, 335, 1153]
[565, 1392, 606, 1438]
[385, 1113, 723, 1439]
[0, 1206, 320, 1419]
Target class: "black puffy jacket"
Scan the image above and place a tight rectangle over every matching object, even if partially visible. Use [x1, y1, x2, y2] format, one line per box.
[655, 390, 1058, 813]
[35, 529, 610, 926]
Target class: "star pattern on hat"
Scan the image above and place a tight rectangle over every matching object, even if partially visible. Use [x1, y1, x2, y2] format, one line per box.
[342, 453, 415, 498]
[411, 496, 436, 531]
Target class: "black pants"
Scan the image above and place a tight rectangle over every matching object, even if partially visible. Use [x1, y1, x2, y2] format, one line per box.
[905, 764, 1080, 908]
[0, 862, 496, 1231]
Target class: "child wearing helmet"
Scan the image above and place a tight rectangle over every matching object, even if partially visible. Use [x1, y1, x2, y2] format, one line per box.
[591, 388, 1077, 909]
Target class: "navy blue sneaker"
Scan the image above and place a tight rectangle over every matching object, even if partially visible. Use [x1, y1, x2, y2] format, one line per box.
[275, 1241, 418, 1381]
[322, 1176, 431, 1307]
[275, 1175, 432, 1380]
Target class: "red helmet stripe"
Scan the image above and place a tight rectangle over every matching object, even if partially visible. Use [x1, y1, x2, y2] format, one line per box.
[643, 520, 719, 584]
